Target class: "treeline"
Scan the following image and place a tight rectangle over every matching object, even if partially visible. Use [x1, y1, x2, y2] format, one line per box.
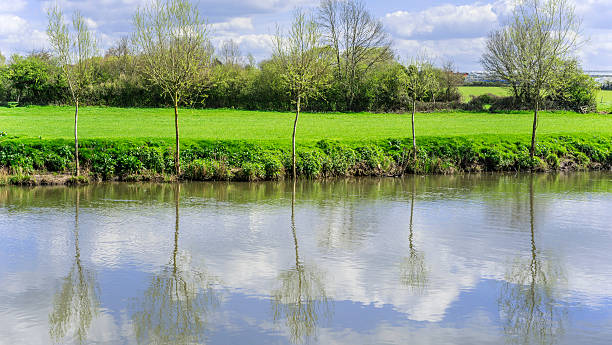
[0, 47, 466, 112]
[0, 1, 599, 114]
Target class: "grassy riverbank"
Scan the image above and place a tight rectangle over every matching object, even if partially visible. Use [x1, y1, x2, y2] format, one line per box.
[1, 106, 611, 184]
[1, 135, 611, 185]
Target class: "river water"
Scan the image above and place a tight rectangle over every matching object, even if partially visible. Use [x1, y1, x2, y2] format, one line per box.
[1, 173, 611, 345]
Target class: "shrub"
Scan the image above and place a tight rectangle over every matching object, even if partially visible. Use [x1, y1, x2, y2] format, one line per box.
[91, 152, 115, 180]
[183, 159, 214, 180]
[45, 153, 68, 172]
[115, 154, 143, 176]
[238, 162, 266, 181]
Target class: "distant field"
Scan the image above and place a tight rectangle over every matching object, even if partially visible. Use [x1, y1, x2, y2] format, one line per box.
[460, 86, 612, 111]
[1, 106, 612, 143]
[598, 90, 612, 112]
[458, 86, 510, 100]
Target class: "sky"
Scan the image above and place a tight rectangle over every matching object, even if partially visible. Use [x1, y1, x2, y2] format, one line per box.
[0, 0, 610, 71]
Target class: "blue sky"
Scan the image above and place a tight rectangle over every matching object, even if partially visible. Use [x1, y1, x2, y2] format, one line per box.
[0, 0, 610, 71]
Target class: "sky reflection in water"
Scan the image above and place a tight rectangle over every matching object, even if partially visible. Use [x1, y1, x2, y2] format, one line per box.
[1, 173, 612, 345]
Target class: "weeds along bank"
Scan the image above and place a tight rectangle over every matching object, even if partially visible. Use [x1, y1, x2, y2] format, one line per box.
[1, 136, 611, 185]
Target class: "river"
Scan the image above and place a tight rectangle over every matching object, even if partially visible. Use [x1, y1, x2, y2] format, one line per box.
[1, 173, 611, 344]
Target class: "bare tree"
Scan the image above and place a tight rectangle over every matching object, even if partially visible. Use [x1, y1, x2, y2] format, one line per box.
[400, 58, 438, 160]
[482, 0, 582, 159]
[318, 0, 392, 111]
[105, 36, 131, 76]
[440, 60, 463, 102]
[47, 6, 97, 176]
[132, 0, 213, 175]
[273, 10, 331, 178]
[219, 39, 242, 66]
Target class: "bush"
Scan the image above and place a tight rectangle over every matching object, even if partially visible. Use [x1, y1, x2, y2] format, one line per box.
[183, 159, 214, 180]
[238, 162, 266, 181]
[0, 136, 610, 181]
[91, 152, 115, 180]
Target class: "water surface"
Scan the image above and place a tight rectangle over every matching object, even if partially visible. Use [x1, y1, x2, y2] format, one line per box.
[1, 173, 612, 344]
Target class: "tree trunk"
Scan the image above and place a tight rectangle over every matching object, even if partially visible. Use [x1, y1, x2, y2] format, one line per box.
[412, 99, 417, 160]
[292, 96, 301, 179]
[530, 98, 538, 159]
[74, 100, 80, 176]
[174, 99, 180, 176]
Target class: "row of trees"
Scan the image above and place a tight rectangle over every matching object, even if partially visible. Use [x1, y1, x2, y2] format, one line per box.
[0, 0, 595, 175]
[35, 0, 466, 177]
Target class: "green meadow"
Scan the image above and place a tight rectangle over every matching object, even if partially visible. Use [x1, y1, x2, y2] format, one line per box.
[459, 86, 612, 111]
[2, 106, 612, 143]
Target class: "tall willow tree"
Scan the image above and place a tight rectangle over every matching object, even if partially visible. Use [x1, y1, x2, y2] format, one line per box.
[482, 0, 582, 159]
[47, 6, 96, 176]
[273, 10, 330, 178]
[132, 0, 212, 175]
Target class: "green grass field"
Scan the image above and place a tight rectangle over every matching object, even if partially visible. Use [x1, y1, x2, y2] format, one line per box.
[1, 106, 611, 143]
[459, 86, 612, 111]
[458, 86, 510, 100]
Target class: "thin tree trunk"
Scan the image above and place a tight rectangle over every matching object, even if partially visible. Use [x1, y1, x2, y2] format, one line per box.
[530, 98, 538, 159]
[174, 98, 180, 176]
[74, 100, 79, 176]
[292, 96, 301, 179]
[412, 99, 417, 160]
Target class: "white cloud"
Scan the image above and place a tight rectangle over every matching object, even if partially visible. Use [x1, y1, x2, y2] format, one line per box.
[84, 17, 99, 30]
[0, 0, 27, 13]
[211, 17, 254, 32]
[384, 0, 612, 70]
[0, 14, 48, 55]
[384, 1, 513, 40]
[0, 14, 28, 36]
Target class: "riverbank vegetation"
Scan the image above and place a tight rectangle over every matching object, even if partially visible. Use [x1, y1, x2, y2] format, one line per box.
[1, 135, 610, 185]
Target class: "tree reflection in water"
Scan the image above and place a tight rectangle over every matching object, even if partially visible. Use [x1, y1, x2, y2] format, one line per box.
[272, 180, 331, 344]
[400, 178, 428, 294]
[49, 188, 100, 345]
[499, 176, 566, 345]
[132, 184, 218, 345]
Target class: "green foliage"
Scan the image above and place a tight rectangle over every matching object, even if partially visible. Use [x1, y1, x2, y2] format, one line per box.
[400, 62, 439, 107]
[548, 60, 599, 113]
[8, 174, 36, 186]
[1, 135, 609, 181]
[0, 52, 598, 112]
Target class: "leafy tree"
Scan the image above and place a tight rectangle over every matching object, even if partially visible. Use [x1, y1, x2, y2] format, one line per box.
[273, 10, 331, 178]
[400, 59, 438, 160]
[132, 0, 213, 175]
[47, 6, 97, 176]
[7, 55, 50, 104]
[482, 0, 582, 159]
[548, 59, 598, 113]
